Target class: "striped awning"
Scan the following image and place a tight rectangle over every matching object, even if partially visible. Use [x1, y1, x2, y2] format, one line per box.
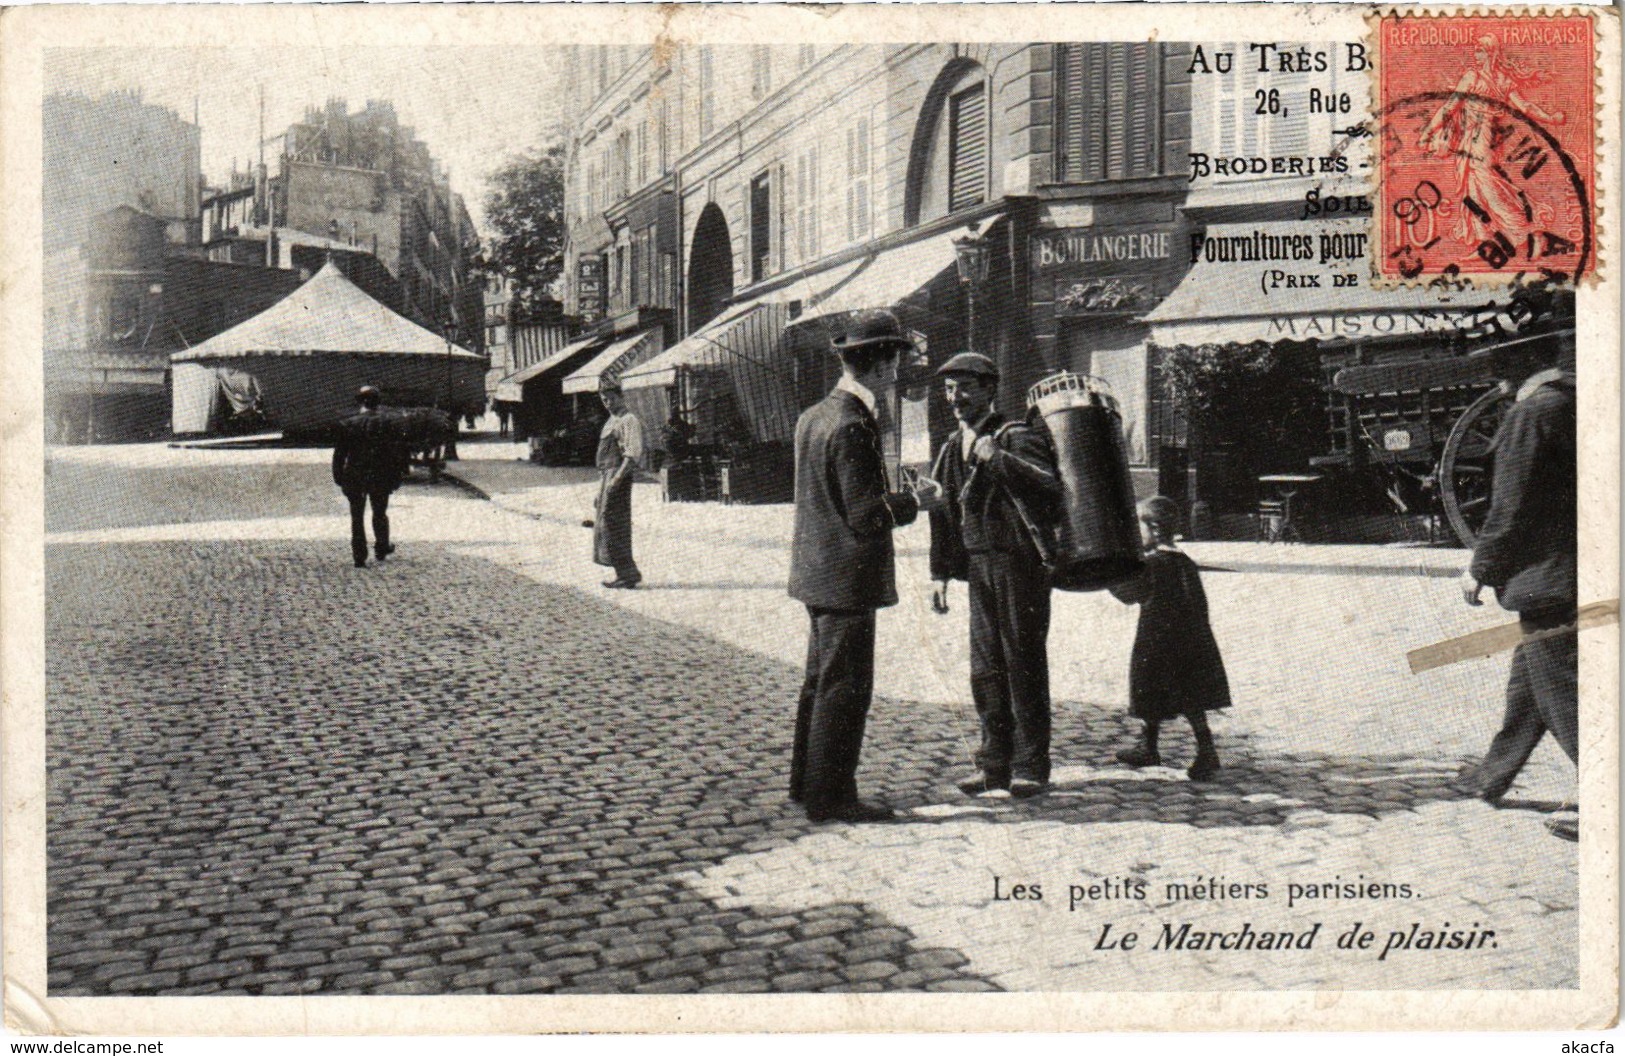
[620, 303, 780, 391]
[561, 329, 663, 395]
[494, 334, 604, 401]
[795, 219, 1002, 322]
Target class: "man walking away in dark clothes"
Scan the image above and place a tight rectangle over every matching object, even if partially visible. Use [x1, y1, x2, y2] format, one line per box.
[333, 385, 408, 569]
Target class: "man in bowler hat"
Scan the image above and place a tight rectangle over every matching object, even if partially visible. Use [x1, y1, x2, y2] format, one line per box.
[927, 352, 1062, 798]
[789, 309, 942, 823]
[332, 385, 408, 568]
[1453, 341, 1579, 841]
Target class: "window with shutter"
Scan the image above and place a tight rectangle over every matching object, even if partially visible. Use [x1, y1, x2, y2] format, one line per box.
[618, 131, 632, 198]
[1104, 45, 1131, 180]
[752, 46, 773, 99]
[796, 147, 820, 262]
[1055, 43, 1164, 183]
[1206, 45, 1344, 179]
[658, 99, 670, 174]
[1266, 63, 1312, 156]
[629, 233, 641, 307]
[948, 83, 987, 212]
[749, 171, 772, 283]
[1119, 43, 1159, 178]
[846, 117, 871, 243]
[1057, 44, 1088, 182]
[699, 50, 715, 139]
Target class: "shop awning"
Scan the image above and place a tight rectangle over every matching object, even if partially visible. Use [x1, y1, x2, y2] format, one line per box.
[561, 328, 662, 395]
[1144, 220, 1495, 348]
[797, 219, 1001, 321]
[621, 303, 782, 391]
[494, 334, 603, 401]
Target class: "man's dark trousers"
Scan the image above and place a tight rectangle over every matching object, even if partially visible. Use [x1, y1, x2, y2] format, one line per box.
[344, 486, 391, 566]
[969, 551, 1052, 784]
[1472, 619, 1579, 799]
[790, 607, 876, 813]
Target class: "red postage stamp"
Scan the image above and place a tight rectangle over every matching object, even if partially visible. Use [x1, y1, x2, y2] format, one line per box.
[1376, 12, 1596, 281]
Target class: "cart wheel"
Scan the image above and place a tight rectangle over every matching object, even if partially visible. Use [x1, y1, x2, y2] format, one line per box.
[1439, 382, 1512, 548]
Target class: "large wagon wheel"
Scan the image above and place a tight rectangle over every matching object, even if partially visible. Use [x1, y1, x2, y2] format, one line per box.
[1439, 381, 1513, 548]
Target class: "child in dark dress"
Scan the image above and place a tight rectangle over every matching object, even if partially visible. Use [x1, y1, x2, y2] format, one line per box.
[1108, 496, 1231, 781]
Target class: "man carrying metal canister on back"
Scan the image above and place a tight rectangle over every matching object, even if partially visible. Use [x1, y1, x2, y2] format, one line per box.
[927, 352, 1063, 799]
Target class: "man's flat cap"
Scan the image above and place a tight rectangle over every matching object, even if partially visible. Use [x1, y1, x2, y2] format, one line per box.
[935, 352, 999, 380]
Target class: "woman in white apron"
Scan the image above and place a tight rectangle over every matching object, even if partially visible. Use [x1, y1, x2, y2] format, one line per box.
[593, 380, 644, 588]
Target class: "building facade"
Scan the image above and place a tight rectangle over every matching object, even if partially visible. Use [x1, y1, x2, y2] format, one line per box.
[557, 41, 1546, 528]
[44, 91, 203, 257]
[44, 206, 303, 442]
[559, 43, 1195, 495]
[202, 99, 484, 354]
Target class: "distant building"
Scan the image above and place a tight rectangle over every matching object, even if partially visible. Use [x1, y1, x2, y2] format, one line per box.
[45, 206, 301, 443]
[43, 93, 486, 443]
[224, 98, 486, 354]
[43, 91, 202, 256]
[482, 274, 514, 397]
[559, 44, 1194, 499]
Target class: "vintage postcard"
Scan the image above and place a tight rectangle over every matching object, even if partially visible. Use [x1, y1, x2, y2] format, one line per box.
[1, 2, 1618, 1037]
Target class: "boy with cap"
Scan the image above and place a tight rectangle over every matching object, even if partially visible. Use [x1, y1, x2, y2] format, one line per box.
[789, 309, 943, 823]
[927, 351, 1062, 798]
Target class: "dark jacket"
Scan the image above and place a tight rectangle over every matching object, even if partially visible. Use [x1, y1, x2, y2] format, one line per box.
[1469, 370, 1576, 618]
[788, 389, 919, 611]
[928, 412, 1062, 581]
[1109, 547, 1232, 719]
[332, 409, 407, 493]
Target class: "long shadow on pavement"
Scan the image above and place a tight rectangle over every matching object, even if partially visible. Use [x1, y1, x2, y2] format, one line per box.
[44, 540, 999, 996]
[46, 538, 1501, 996]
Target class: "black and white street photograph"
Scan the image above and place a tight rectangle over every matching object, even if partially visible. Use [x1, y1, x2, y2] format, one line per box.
[3, 2, 1618, 1036]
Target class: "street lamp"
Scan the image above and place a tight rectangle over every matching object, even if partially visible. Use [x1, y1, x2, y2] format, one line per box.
[953, 228, 991, 355]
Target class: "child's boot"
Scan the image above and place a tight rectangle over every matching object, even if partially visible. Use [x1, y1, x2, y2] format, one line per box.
[1186, 711, 1220, 781]
[1116, 722, 1161, 768]
[1187, 749, 1221, 782]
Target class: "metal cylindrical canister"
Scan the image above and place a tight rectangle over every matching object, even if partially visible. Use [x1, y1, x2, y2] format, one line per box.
[1027, 371, 1143, 591]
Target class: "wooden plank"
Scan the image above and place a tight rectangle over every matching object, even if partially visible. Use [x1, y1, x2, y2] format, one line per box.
[1406, 599, 1618, 674]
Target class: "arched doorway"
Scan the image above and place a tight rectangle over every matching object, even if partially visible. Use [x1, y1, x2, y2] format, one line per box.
[686, 203, 733, 333]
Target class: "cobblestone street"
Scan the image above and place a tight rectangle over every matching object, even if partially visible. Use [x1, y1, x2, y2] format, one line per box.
[44, 442, 1582, 996]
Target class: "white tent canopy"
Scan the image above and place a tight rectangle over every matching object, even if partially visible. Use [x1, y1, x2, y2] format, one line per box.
[170, 261, 485, 434]
[174, 260, 481, 363]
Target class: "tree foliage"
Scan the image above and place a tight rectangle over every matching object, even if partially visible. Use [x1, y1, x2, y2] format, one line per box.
[1158, 342, 1279, 424]
[480, 144, 566, 318]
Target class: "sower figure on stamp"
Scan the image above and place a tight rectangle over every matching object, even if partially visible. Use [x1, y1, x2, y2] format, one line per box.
[1416, 32, 1566, 248]
[332, 385, 408, 569]
[1451, 342, 1578, 842]
[593, 378, 644, 589]
[926, 352, 1062, 799]
[788, 309, 942, 824]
